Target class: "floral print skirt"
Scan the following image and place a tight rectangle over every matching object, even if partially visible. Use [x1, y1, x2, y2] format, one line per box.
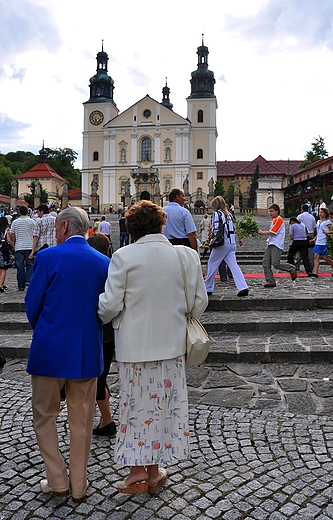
[115, 355, 190, 467]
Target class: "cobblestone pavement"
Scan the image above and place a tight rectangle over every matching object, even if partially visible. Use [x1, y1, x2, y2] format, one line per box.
[2, 213, 333, 518]
[3, 360, 333, 519]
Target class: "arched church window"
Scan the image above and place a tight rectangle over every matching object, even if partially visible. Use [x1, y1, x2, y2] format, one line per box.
[93, 151, 99, 161]
[141, 137, 152, 161]
[198, 110, 203, 123]
[197, 149, 203, 159]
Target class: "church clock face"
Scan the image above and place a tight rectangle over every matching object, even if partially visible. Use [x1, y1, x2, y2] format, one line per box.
[89, 110, 104, 125]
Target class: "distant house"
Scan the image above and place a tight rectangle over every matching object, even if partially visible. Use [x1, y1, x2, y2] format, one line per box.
[217, 155, 301, 215]
[285, 155, 333, 213]
[15, 144, 65, 207]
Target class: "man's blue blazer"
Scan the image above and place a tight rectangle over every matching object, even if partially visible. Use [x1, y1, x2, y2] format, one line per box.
[26, 236, 110, 378]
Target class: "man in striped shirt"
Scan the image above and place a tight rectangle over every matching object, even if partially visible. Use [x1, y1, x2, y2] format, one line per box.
[10, 206, 34, 291]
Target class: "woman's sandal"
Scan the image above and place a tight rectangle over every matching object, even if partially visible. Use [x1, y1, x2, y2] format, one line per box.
[118, 480, 148, 494]
[148, 468, 168, 495]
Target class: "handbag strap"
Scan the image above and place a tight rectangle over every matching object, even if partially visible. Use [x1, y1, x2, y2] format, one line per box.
[174, 247, 190, 314]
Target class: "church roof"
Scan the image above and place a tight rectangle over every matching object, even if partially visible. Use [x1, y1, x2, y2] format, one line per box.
[15, 161, 65, 181]
[217, 155, 301, 177]
[104, 94, 188, 127]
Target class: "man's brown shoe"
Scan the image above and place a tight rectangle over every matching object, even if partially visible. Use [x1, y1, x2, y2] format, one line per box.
[291, 268, 297, 281]
[264, 283, 276, 288]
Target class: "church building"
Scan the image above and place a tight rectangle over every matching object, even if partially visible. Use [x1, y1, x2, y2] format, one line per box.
[81, 40, 217, 211]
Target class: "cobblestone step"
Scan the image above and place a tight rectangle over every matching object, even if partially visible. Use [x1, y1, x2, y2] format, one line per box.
[202, 309, 333, 333]
[206, 330, 333, 364]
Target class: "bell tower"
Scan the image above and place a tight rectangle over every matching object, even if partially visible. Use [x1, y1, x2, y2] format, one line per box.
[87, 40, 116, 104]
[188, 35, 216, 99]
[187, 36, 217, 205]
[82, 42, 119, 210]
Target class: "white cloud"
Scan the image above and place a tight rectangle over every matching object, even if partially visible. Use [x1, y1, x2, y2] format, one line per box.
[225, 0, 333, 53]
[0, 0, 333, 166]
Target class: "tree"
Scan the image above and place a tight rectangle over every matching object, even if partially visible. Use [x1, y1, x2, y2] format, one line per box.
[45, 148, 81, 189]
[214, 179, 225, 197]
[248, 164, 260, 208]
[0, 164, 14, 195]
[299, 136, 328, 169]
[225, 182, 234, 208]
[0, 147, 81, 195]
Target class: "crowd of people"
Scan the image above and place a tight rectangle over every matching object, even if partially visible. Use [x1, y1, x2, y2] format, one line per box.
[1, 190, 333, 503]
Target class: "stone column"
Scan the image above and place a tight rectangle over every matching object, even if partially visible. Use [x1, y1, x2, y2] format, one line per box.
[10, 179, 18, 210]
[62, 181, 69, 208]
[34, 180, 41, 209]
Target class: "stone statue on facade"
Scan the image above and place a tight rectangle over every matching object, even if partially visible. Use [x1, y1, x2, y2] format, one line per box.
[125, 179, 131, 196]
[183, 174, 189, 196]
[208, 177, 214, 196]
[91, 178, 99, 197]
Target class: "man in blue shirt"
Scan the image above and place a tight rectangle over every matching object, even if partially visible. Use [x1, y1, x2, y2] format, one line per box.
[163, 188, 198, 251]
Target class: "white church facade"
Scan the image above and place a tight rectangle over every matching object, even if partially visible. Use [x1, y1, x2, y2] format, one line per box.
[81, 40, 217, 212]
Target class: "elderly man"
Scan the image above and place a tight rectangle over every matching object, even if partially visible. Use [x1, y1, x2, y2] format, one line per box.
[25, 207, 110, 503]
[162, 188, 198, 251]
[28, 204, 56, 258]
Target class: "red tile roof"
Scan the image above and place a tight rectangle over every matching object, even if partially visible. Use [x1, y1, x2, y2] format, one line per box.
[68, 189, 82, 200]
[0, 194, 28, 207]
[15, 162, 65, 181]
[217, 156, 301, 177]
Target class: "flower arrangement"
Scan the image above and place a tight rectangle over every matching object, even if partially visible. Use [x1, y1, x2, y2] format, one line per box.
[234, 212, 259, 239]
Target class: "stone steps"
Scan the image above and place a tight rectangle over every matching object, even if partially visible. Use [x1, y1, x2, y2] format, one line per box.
[1, 269, 333, 363]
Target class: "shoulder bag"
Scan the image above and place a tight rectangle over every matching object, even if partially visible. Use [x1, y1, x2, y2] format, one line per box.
[209, 211, 225, 248]
[175, 247, 210, 366]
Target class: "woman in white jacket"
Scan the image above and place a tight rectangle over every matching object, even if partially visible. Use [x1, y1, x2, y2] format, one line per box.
[98, 201, 207, 495]
[204, 196, 248, 297]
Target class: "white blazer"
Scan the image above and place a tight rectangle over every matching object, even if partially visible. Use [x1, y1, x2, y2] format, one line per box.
[98, 234, 208, 363]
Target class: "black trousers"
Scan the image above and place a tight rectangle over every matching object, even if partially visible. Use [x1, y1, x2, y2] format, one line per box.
[287, 240, 312, 273]
[169, 238, 191, 247]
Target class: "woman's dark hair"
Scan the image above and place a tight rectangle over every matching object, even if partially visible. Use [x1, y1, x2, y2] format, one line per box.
[125, 200, 167, 241]
[87, 232, 111, 257]
[289, 217, 299, 224]
[0, 216, 9, 234]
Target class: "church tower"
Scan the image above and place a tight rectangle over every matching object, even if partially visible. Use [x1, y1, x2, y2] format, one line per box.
[187, 36, 217, 195]
[81, 42, 119, 208]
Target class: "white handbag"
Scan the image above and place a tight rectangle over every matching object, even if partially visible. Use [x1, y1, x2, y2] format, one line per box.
[175, 248, 210, 366]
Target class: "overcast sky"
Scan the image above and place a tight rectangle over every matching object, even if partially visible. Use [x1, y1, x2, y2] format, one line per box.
[0, 0, 332, 168]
